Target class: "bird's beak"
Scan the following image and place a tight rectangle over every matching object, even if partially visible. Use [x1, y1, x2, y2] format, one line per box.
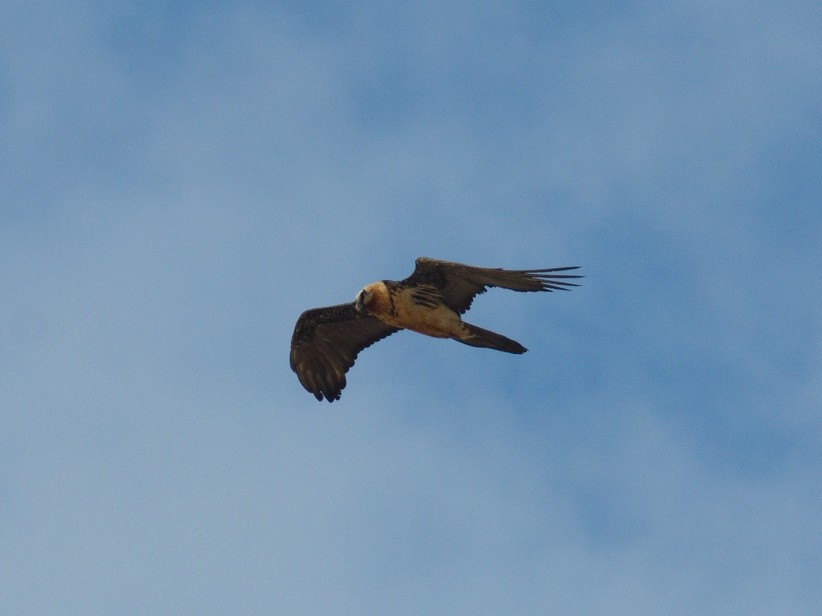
[355, 291, 365, 313]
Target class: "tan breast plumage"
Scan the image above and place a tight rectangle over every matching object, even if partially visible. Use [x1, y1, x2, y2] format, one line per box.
[371, 285, 463, 338]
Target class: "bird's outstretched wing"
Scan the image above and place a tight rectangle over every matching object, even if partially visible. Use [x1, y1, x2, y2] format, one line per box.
[290, 302, 399, 402]
[404, 257, 582, 314]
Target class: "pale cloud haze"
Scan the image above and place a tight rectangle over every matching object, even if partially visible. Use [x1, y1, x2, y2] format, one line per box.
[1, 2, 820, 614]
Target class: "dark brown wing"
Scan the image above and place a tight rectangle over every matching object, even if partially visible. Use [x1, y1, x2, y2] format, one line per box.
[290, 302, 399, 402]
[403, 257, 582, 314]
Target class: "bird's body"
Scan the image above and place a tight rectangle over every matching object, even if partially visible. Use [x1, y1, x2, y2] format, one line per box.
[290, 257, 581, 402]
[356, 281, 463, 338]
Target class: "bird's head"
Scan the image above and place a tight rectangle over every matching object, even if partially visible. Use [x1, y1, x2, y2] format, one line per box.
[355, 287, 372, 313]
[355, 282, 383, 314]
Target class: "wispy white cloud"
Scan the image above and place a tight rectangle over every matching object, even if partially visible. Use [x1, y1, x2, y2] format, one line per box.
[1, 1, 819, 614]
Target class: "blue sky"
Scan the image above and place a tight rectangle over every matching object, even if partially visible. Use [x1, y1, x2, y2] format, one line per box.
[2, 1, 820, 613]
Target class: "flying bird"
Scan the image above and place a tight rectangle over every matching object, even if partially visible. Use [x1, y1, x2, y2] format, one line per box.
[290, 257, 581, 402]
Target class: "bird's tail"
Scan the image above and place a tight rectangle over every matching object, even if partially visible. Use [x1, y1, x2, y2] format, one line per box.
[457, 323, 527, 354]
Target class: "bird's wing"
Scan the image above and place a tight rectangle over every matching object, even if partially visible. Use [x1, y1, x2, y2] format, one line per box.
[290, 302, 399, 402]
[404, 257, 582, 314]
